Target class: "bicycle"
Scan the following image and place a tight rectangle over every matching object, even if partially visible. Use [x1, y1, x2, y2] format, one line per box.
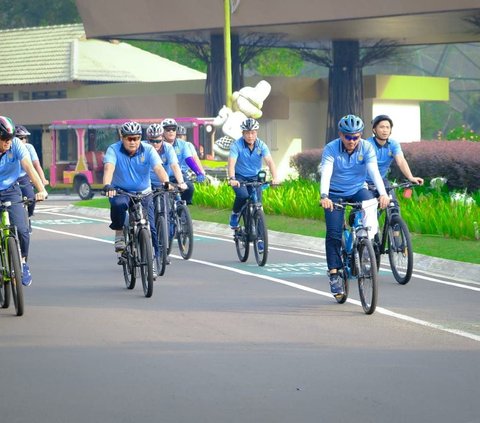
[372, 181, 416, 285]
[334, 199, 378, 315]
[152, 184, 170, 276]
[233, 174, 270, 267]
[165, 183, 194, 260]
[115, 190, 154, 298]
[0, 200, 25, 316]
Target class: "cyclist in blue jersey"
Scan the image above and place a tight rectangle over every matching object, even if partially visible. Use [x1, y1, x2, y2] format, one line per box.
[102, 121, 170, 256]
[15, 125, 49, 218]
[320, 114, 389, 297]
[227, 118, 279, 229]
[161, 119, 206, 204]
[365, 115, 424, 191]
[0, 116, 48, 286]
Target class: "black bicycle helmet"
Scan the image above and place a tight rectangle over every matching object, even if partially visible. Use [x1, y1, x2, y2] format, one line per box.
[14, 125, 31, 137]
[240, 118, 260, 131]
[338, 114, 364, 134]
[120, 121, 142, 136]
[0, 116, 15, 140]
[371, 114, 393, 128]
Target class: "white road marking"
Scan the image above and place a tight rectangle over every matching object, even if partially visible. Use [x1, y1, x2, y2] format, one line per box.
[32, 224, 480, 342]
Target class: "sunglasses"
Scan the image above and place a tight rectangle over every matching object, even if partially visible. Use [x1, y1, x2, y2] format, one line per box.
[17, 136, 27, 140]
[125, 136, 141, 142]
[149, 139, 163, 144]
[343, 134, 361, 141]
[164, 127, 177, 132]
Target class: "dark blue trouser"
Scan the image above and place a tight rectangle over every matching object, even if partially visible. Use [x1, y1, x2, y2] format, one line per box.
[324, 188, 374, 271]
[170, 173, 194, 205]
[109, 193, 157, 256]
[18, 175, 36, 217]
[231, 176, 262, 214]
[0, 184, 30, 258]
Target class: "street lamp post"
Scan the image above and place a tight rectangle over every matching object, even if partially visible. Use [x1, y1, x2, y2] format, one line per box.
[224, 0, 233, 108]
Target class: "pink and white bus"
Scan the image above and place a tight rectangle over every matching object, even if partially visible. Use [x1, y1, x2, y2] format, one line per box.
[49, 117, 215, 199]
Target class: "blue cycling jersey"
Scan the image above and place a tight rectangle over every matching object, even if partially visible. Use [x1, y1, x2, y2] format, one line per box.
[104, 140, 161, 192]
[364, 136, 402, 182]
[18, 143, 39, 178]
[229, 137, 271, 178]
[150, 142, 178, 186]
[0, 138, 30, 190]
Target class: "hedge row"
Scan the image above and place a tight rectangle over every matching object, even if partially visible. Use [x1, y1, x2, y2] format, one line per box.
[289, 141, 480, 192]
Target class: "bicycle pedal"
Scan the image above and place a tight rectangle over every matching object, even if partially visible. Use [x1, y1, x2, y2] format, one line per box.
[334, 293, 344, 300]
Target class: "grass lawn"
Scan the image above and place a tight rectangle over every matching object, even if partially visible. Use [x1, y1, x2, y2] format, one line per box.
[75, 199, 480, 265]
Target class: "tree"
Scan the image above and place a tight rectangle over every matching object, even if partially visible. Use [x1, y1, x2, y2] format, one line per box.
[0, 0, 80, 28]
[300, 39, 400, 142]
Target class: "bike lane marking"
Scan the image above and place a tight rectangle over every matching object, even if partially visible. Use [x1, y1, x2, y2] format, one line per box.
[31, 225, 480, 343]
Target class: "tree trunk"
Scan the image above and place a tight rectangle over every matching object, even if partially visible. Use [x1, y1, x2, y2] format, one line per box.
[326, 40, 364, 142]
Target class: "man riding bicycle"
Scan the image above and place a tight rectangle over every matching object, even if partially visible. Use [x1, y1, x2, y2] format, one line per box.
[102, 121, 170, 258]
[320, 114, 389, 297]
[0, 116, 48, 286]
[227, 118, 279, 229]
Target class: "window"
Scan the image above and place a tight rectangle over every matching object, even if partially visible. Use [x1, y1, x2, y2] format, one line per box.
[32, 90, 66, 100]
[0, 92, 13, 102]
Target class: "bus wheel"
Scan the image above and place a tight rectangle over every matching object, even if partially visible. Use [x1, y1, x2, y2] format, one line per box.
[76, 180, 93, 200]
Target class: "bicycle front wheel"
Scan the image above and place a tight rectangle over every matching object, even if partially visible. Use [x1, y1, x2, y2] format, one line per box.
[357, 238, 378, 315]
[138, 228, 154, 298]
[253, 209, 269, 266]
[122, 226, 135, 290]
[234, 210, 249, 262]
[155, 214, 168, 277]
[8, 237, 24, 316]
[388, 216, 413, 285]
[0, 252, 10, 308]
[176, 204, 194, 260]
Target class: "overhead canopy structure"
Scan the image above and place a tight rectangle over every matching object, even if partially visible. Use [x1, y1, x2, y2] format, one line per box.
[75, 0, 480, 46]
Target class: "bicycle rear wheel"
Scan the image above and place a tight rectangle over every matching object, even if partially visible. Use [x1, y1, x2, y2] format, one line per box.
[388, 216, 413, 285]
[253, 209, 268, 266]
[122, 226, 135, 290]
[155, 214, 168, 277]
[0, 254, 10, 308]
[8, 237, 24, 316]
[176, 204, 194, 260]
[234, 210, 249, 262]
[357, 238, 378, 315]
[138, 227, 154, 298]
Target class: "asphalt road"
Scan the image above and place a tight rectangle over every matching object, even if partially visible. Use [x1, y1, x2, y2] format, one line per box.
[1, 198, 479, 423]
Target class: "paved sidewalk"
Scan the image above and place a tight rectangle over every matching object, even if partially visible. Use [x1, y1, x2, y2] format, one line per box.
[64, 203, 480, 284]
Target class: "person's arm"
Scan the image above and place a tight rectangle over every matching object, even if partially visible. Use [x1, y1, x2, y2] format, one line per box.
[319, 157, 334, 211]
[264, 155, 279, 185]
[32, 159, 49, 186]
[227, 156, 240, 187]
[153, 163, 170, 184]
[21, 158, 47, 201]
[170, 163, 187, 190]
[366, 162, 389, 209]
[394, 153, 424, 185]
[102, 162, 116, 197]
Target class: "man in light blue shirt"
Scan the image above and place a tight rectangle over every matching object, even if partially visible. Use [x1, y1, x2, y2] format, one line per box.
[0, 116, 48, 286]
[227, 118, 279, 229]
[103, 121, 169, 254]
[320, 114, 389, 297]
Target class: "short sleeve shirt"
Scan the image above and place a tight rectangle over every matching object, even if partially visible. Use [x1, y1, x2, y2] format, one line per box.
[321, 138, 378, 197]
[150, 142, 178, 186]
[171, 139, 194, 173]
[229, 137, 271, 179]
[19, 143, 39, 178]
[104, 140, 161, 192]
[365, 136, 402, 181]
[0, 138, 30, 190]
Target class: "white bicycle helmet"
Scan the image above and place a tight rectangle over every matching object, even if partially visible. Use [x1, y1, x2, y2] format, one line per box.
[146, 123, 163, 139]
[161, 118, 178, 129]
[240, 118, 260, 131]
[177, 125, 187, 135]
[14, 125, 31, 137]
[0, 116, 15, 140]
[120, 121, 142, 136]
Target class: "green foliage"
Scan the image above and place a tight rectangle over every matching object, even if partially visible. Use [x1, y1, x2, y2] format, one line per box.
[0, 0, 81, 28]
[247, 48, 304, 77]
[445, 125, 480, 141]
[127, 40, 207, 73]
[420, 102, 463, 139]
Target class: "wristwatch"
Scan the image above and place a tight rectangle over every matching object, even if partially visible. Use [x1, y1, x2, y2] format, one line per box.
[229, 176, 236, 181]
[321, 194, 329, 199]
